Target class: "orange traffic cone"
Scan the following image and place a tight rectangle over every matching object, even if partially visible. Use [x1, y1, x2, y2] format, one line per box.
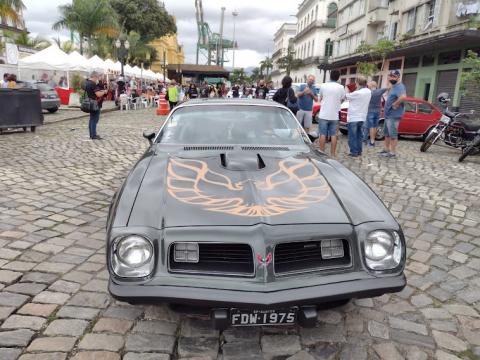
[156, 93, 170, 116]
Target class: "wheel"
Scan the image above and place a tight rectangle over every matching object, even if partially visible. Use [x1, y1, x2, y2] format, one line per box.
[375, 121, 385, 141]
[339, 128, 348, 135]
[459, 136, 480, 162]
[47, 107, 58, 113]
[420, 129, 437, 152]
[31, 126, 36, 133]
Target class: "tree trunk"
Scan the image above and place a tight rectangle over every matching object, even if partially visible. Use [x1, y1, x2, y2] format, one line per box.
[79, 33, 83, 55]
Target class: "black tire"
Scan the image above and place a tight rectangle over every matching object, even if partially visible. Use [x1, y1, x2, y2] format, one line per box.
[420, 129, 438, 152]
[47, 107, 59, 113]
[339, 128, 348, 135]
[375, 121, 385, 141]
[31, 126, 36, 133]
[459, 137, 480, 162]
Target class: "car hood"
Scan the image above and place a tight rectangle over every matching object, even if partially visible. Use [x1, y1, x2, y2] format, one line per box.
[124, 148, 395, 228]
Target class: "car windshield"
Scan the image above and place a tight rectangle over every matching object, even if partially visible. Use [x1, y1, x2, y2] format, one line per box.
[157, 105, 307, 145]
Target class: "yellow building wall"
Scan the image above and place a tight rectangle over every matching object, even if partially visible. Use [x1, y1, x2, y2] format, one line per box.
[150, 33, 184, 73]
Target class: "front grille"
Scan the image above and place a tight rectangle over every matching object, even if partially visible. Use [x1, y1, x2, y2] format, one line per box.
[169, 243, 254, 276]
[241, 146, 290, 151]
[183, 145, 234, 151]
[274, 240, 351, 275]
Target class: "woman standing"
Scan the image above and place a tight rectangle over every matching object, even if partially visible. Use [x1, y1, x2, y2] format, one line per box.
[187, 83, 199, 99]
[272, 76, 297, 113]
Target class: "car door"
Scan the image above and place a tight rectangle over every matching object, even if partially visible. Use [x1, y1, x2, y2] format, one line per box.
[398, 101, 418, 134]
[416, 101, 439, 135]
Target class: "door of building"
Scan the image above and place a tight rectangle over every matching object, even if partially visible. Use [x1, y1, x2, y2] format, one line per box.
[459, 80, 480, 114]
[435, 70, 458, 108]
[402, 73, 417, 97]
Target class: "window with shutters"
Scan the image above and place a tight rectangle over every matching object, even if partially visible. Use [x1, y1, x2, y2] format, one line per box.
[406, 8, 416, 33]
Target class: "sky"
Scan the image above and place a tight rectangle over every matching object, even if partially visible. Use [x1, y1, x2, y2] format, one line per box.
[22, 0, 300, 69]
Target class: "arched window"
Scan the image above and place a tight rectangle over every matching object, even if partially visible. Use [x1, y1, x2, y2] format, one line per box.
[307, 43, 310, 58]
[315, 5, 319, 20]
[327, 3, 338, 28]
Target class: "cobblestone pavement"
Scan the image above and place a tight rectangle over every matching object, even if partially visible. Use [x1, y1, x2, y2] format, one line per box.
[0, 108, 480, 360]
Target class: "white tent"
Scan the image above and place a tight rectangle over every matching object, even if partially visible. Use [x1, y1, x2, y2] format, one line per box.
[67, 51, 89, 72]
[114, 61, 122, 72]
[19, 44, 71, 70]
[132, 66, 142, 77]
[87, 55, 106, 73]
[124, 64, 134, 76]
[104, 59, 116, 73]
[144, 69, 156, 80]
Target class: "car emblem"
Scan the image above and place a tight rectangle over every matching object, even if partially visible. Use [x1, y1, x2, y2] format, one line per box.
[257, 253, 272, 265]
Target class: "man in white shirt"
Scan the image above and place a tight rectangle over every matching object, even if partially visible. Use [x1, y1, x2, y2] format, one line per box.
[0, 73, 8, 88]
[345, 76, 372, 157]
[318, 70, 346, 157]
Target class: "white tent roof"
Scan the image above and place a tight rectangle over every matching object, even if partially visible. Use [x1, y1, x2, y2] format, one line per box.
[113, 61, 122, 72]
[104, 59, 116, 72]
[124, 64, 134, 76]
[19, 44, 71, 71]
[132, 66, 142, 77]
[144, 69, 155, 80]
[67, 51, 89, 72]
[87, 55, 106, 72]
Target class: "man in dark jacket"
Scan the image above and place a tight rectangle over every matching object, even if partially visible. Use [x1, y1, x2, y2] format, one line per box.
[85, 72, 106, 140]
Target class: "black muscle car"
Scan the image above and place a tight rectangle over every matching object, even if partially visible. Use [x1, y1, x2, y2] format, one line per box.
[107, 99, 406, 329]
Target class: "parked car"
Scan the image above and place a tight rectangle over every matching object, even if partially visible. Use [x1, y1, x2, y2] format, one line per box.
[107, 98, 406, 330]
[338, 97, 442, 140]
[22, 81, 60, 113]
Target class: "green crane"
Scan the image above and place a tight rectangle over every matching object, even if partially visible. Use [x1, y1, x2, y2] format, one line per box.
[195, 0, 236, 66]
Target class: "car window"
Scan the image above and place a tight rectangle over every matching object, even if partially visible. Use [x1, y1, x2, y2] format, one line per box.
[405, 102, 417, 113]
[35, 83, 55, 91]
[418, 102, 433, 114]
[158, 105, 307, 146]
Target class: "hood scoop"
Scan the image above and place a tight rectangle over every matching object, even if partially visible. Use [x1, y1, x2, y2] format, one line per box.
[220, 153, 265, 171]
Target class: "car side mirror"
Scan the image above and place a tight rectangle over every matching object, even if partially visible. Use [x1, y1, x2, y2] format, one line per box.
[143, 131, 155, 145]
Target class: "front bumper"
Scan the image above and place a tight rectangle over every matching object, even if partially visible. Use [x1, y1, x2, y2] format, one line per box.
[41, 99, 60, 109]
[109, 273, 406, 308]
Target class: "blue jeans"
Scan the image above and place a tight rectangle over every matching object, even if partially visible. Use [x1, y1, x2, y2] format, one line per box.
[385, 117, 401, 139]
[348, 121, 364, 155]
[363, 112, 380, 141]
[318, 119, 338, 137]
[89, 110, 100, 139]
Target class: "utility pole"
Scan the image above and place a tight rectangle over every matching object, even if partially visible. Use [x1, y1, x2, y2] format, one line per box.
[218, 7, 226, 66]
[232, 10, 238, 71]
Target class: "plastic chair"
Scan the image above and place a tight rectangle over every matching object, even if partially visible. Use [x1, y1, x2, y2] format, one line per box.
[119, 94, 129, 111]
[141, 96, 149, 108]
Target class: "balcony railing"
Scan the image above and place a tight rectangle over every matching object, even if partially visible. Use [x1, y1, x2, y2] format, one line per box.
[294, 20, 336, 41]
[272, 48, 284, 60]
[368, 0, 388, 11]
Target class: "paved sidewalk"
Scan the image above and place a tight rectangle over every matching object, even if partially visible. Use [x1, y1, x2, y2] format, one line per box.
[0, 108, 479, 360]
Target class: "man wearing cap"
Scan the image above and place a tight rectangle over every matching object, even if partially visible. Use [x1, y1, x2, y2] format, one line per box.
[379, 70, 406, 158]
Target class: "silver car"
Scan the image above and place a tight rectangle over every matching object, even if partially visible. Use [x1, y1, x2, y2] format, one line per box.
[24, 82, 61, 113]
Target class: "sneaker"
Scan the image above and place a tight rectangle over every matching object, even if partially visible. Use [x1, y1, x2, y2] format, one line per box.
[378, 149, 389, 156]
[368, 142, 375, 148]
[348, 153, 358, 157]
[387, 153, 396, 158]
[92, 135, 103, 140]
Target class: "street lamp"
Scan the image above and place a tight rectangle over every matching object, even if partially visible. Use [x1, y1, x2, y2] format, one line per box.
[232, 10, 238, 71]
[115, 36, 130, 77]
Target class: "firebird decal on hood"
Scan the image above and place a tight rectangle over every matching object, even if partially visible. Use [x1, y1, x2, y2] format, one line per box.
[166, 157, 331, 217]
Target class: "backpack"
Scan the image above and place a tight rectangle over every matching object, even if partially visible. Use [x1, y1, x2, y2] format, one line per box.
[286, 88, 299, 114]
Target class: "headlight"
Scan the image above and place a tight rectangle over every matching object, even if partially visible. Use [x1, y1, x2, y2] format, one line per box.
[440, 115, 450, 124]
[111, 235, 154, 278]
[364, 230, 402, 270]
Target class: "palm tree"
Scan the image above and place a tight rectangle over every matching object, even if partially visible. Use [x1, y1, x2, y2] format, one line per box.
[14, 31, 50, 50]
[250, 67, 261, 83]
[0, 0, 26, 28]
[260, 56, 273, 79]
[52, 0, 119, 55]
[52, 37, 77, 54]
[276, 45, 303, 76]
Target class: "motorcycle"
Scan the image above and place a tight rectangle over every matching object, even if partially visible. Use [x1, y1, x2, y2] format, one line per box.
[459, 129, 480, 162]
[420, 93, 480, 152]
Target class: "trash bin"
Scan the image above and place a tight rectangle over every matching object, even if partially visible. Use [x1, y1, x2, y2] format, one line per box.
[0, 88, 43, 132]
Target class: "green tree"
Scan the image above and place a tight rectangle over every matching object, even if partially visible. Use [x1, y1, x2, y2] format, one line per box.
[356, 61, 378, 78]
[14, 31, 50, 50]
[230, 68, 246, 84]
[53, 37, 76, 54]
[250, 67, 261, 83]
[260, 56, 273, 79]
[461, 50, 480, 95]
[52, 0, 119, 55]
[356, 38, 396, 73]
[276, 46, 303, 76]
[0, 0, 25, 28]
[110, 0, 176, 42]
[124, 31, 155, 66]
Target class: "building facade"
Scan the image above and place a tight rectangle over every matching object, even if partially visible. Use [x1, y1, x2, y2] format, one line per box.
[150, 32, 185, 74]
[271, 23, 297, 87]
[0, 10, 27, 64]
[290, 0, 338, 85]
[329, 0, 480, 111]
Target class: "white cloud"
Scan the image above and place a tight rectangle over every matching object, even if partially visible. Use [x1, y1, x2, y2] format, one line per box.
[21, 0, 300, 67]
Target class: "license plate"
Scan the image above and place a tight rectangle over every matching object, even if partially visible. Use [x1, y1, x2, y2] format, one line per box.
[231, 308, 296, 326]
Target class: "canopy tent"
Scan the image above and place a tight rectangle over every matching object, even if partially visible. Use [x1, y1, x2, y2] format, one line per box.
[67, 51, 89, 72]
[104, 59, 116, 73]
[19, 44, 71, 71]
[132, 66, 142, 77]
[113, 61, 122, 72]
[86, 55, 107, 73]
[124, 64, 134, 76]
[144, 69, 156, 80]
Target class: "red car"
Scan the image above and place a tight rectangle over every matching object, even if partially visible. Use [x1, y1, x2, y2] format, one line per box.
[338, 97, 442, 140]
